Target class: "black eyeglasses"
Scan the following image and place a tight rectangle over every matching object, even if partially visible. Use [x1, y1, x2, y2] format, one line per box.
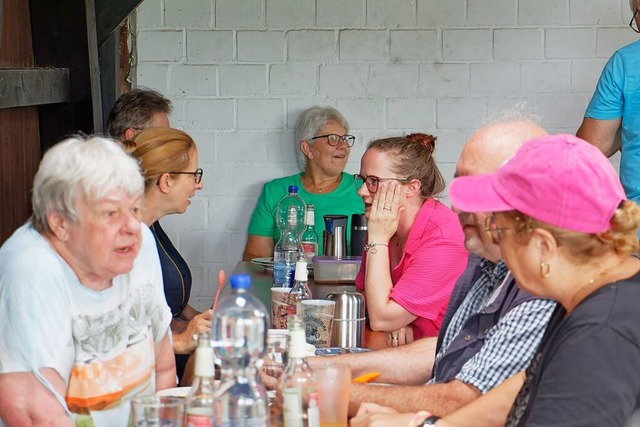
[310, 134, 356, 147]
[353, 174, 410, 194]
[169, 168, 203, 184]
[630, 9, 639, 33]
[484, 215, 511, 245]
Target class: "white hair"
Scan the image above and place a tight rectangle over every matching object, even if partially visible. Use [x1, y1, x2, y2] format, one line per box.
[293, 106, 350, 170]
[32, 136, 144, 232]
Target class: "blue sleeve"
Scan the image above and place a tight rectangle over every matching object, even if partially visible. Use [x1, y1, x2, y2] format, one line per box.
[585, 52, 625, 120]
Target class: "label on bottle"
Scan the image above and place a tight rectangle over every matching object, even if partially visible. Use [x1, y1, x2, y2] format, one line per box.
[301, 242, 317, 258]
[186, 410, 214, 427]
[283, 387, 304, 427]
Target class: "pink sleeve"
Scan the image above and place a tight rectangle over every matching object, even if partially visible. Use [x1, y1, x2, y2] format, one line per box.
[355, 252, 366, 291]
[389, 220, 468, 334]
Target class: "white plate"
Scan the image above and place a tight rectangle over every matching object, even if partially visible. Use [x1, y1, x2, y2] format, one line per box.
[156, 386, 191, 398]
[251, 257, 314, 274]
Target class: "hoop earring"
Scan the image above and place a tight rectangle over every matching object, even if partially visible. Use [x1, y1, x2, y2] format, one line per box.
[540, 261, 550, 278]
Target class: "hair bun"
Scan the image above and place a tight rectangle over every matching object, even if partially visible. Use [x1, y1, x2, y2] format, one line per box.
[120, 139, 137, 153]
[407, 133, 437, 154]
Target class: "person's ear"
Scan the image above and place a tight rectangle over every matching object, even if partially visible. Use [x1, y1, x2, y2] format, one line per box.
[533, 228, 558, 261]
[405, 178, 422, 198]
[300, 140, 314, 160]
[123, 128, 138, 141]
[47, 211, 70, 242]
[157, 173, 172, 193]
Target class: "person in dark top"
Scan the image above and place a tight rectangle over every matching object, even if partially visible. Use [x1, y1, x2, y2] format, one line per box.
[123, 127, 214, 383]
[353, 134, 640, 427]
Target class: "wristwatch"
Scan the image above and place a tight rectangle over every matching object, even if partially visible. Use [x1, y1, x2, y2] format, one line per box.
[421, 416, 441, 426]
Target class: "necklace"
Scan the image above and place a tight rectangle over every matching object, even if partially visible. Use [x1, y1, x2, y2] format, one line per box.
[302, 174, 342, 194]
[568, 257, 631, 312]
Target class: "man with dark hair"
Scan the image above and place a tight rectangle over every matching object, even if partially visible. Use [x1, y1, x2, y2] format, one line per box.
[106, 88, 172, 141]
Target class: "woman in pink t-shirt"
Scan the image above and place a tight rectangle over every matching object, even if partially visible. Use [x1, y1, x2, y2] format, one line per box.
[354, 133, 467, 346]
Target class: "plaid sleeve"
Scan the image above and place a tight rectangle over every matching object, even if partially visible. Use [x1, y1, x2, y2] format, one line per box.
[455, 299, 557, 394]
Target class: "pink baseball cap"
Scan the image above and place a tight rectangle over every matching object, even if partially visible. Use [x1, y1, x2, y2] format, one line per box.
[448, 134, 625, 233]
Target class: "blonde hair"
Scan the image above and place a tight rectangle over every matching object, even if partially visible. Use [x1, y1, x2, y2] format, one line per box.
[503, 201, 640, 262]
[122, 127, 195, 188]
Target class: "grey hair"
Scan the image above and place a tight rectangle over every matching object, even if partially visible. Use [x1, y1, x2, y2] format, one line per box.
[32, 136, 145, 232]
[294, 106, 350, 170]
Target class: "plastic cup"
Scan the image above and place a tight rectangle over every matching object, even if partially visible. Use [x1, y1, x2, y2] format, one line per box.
[264, 329, 289, 379]
[271, 287, 290, 329]
[315, 363, 351, 427]
[300, 299, 335, 348]
[130, 396, 184, 427]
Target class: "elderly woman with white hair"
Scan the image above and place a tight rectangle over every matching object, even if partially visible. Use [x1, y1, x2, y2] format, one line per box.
[243, 106, 364, 260]
[0, 137, 174, 426]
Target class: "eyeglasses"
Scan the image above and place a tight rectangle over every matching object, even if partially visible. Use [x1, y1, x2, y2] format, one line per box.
[310, 134, 356, 147]
[169, 168, 203, 184]
[353, 174, 410, 194]
[630, 9, 639, 33]
[484, 215, 511, 244]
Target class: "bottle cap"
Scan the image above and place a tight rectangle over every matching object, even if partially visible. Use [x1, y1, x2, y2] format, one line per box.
[288, 185, 298, 193]
[294, 259, 308, 281]
[230, 274, 251, 289]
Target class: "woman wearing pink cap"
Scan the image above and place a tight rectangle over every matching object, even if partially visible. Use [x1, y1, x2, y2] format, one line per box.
[351, 134, 640, 426]
[354, 133, 467, 346]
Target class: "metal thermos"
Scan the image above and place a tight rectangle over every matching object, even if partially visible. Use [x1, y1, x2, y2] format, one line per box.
[326, 291, 366, 348]
[323, 215, 348, 257]
[350, 214, 367, 256]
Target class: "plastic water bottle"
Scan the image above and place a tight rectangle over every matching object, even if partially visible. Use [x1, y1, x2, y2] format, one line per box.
[273, 186, 306, 288]
[287, 255, 312, 321]
[212, 274, 269, 427]
[300, 204, 318, 261]
[184, 332, 215, 426]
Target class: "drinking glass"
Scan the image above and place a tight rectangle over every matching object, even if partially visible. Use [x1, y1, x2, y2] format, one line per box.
[130, 396, 184, 427]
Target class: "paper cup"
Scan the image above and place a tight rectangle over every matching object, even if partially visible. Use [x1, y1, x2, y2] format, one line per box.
[300, 300, 335, 348]
[271, 287, 291, 329]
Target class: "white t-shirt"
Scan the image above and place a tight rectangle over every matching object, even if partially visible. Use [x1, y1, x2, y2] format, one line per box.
[0, 222, 172, 426]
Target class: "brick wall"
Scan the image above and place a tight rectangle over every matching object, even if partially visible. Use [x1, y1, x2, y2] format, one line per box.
[134, 0, 636, 310]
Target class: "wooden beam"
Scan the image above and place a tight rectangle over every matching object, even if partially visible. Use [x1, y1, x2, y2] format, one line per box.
[0, 68, 69, 108]
[95, 0, 142, 46]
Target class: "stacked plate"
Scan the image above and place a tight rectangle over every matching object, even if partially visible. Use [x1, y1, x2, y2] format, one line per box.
[251, 257, 314, 274]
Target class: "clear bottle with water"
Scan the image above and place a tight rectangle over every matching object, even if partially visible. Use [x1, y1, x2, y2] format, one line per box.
[300, 204, 318, 261]
[273, 186, 306, 288]
[212, 274, 269, 427]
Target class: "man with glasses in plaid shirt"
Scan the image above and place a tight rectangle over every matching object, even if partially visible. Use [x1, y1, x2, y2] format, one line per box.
[577, 0, 640, 210]
[313, 120, 558, 419]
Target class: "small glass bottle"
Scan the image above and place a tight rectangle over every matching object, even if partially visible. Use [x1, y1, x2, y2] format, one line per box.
[287, 255, 312, 321]
[277, 318, 319, 427]
[184, 332, 215, 426]
[300, 204, 318, 261]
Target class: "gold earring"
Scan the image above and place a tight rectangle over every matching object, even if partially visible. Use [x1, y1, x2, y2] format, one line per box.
[540, 261, 550, 278]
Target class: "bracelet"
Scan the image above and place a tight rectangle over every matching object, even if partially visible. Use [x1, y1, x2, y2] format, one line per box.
[363, 242, 388, 254]
[421, 415, 441, 426]
[409, 411, 431, 427]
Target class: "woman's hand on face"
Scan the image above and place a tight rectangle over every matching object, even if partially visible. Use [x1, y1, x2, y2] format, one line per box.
[368, 182, 404, 243]
[351, 403, 416, 427]
[386, 325, 414, 347]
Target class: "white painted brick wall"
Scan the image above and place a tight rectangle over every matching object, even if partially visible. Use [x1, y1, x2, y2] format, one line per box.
[134, 0, 635, 310]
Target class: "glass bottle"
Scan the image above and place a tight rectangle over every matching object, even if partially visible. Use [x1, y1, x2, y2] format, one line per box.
[273, 186, 306, 288]
[287, 255, 312, 322]
[184, 332, 215, 427]
[276, 318, 319, 427]
[300, 204, 318, 261]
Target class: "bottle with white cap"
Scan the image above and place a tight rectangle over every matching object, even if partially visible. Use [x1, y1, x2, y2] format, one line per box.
[287, 255, 313, 322]
[300, 204, 318, 262]
[184, 332, 215, 426]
